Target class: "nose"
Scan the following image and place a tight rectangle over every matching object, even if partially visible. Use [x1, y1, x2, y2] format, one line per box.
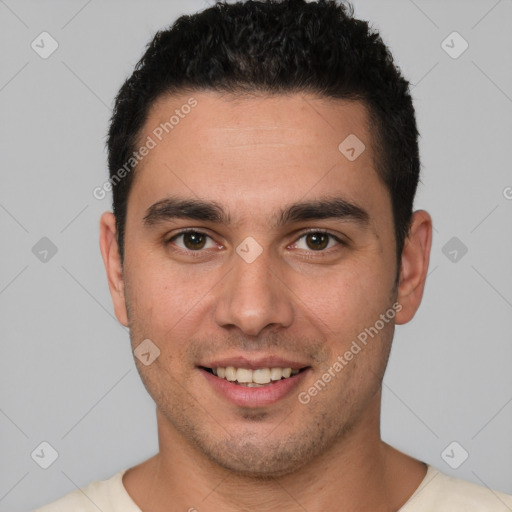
[213, 246, 294, 337]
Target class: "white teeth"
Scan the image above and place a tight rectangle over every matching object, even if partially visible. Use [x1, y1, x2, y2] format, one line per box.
[225, 366, 237, 381]
[211, 366, 298, 384]
[270, 368, 283, 381]
[253, 368, 271, 384]
[236, 368, 253, 383]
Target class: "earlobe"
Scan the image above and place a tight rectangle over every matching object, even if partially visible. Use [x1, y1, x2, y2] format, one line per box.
[395, 210, 433, 325]
[99, 211, 129, 326]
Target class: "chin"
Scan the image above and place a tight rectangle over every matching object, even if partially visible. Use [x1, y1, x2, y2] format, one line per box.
[209, 450, 305, 479]
[197, 432, 329, 479]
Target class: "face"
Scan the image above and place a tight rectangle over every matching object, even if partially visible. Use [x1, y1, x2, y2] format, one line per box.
[101, 91, 430, 477]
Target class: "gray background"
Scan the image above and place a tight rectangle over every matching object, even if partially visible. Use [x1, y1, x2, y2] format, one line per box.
[0, 0, 511, 510]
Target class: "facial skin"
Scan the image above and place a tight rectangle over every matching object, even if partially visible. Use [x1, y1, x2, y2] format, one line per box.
[100, 91, 432, 511]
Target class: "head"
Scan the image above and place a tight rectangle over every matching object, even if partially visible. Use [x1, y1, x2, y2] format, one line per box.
[101, 0, 431, 477]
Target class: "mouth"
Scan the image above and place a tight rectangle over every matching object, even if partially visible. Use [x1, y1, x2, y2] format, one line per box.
[200, 366, 308, 387]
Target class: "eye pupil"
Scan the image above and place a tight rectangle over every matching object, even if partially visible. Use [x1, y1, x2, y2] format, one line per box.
[183, 232, 206, 250]
[306, 233, 329, 250]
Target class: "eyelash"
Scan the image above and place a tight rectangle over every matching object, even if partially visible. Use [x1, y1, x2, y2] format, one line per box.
[166, 228, 347, 255]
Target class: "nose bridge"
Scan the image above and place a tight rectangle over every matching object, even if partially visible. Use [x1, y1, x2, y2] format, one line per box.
[213, 243, 294, 336]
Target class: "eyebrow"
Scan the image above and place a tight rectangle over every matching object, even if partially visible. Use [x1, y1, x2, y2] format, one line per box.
[143, 196, 370, 228]
[143, 198, 229, 226]
[277, 197, 369, 227]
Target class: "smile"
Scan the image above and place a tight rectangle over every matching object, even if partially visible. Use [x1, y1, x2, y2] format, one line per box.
[202, 366, 303, 387]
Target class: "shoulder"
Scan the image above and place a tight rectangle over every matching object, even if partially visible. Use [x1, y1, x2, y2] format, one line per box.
[401, 464, 512, 512]
[31, 469, 141, 512]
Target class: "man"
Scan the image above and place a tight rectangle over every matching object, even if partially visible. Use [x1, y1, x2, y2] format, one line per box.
[34, 0, 512, 510]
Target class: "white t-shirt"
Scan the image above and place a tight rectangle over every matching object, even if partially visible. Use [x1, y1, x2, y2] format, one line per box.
[32, 464, 512, 511]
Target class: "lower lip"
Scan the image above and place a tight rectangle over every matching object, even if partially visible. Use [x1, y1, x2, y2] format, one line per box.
[200, 368, 309, 408]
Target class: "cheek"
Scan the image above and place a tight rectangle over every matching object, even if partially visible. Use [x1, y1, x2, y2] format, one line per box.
[124, 250, 220, 339]
[288, 258, 393, 340]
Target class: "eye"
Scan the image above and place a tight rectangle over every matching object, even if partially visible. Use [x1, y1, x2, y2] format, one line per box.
[292, 231, 343, 251]
[169, 231, 218, 251]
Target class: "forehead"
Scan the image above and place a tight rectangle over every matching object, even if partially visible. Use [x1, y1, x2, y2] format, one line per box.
[143, 91, 372, 155]
[131, 91, 389, 224]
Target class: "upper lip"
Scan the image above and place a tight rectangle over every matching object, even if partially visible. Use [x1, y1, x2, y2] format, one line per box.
[199, 355, 309, 371]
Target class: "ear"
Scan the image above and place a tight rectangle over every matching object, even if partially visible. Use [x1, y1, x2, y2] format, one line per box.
[395, 210, 432, 325]
[99, 211, 129, 326]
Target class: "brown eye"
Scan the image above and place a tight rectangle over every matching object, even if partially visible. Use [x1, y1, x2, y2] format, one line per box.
[305, 232, 329, 250]
[182, 232, 207, 250]
[170, 231, 217, 251]
[292, 231, 343, 252]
